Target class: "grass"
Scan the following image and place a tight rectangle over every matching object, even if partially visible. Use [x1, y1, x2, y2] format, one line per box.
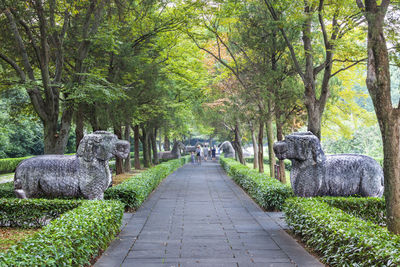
[0, 227, 40, 251]
[245, 162, 291, 185]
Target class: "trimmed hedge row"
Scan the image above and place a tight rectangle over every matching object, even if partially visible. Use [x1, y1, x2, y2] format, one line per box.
[0, 182, 14, 198]
[0, 156, 32, 174]
[0, 199, 124, 266]
[0, 198, 81, 228]
[284, 197, 397, 266]
[220, 157, 293, 211]
[105, 156, 189, 209]
[320, 196, 386, 226]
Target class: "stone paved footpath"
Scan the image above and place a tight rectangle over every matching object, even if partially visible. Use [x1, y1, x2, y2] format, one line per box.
[95, 161, 323, 267]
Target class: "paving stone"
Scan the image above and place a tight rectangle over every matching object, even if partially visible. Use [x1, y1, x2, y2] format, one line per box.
[95, 161, 323, 267]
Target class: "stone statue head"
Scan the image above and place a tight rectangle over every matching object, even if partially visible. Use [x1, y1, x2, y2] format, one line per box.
[273, 132, 326, 164]
[77, 131, 130, 162]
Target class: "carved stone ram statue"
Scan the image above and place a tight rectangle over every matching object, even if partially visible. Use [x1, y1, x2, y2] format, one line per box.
[219, 141, 235, 158]
[158, 141, 185, 160]
[273, 132, 384, 197]
[14, 131, 130, 200]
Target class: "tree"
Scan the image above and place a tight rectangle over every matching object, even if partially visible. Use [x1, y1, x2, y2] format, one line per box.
[0, 0, 105, 154]
[355, 0, 400, 233]
[264, 0, 366, 138]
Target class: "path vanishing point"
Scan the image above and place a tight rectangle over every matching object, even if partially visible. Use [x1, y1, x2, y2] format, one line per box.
[95, 161, 323, 267]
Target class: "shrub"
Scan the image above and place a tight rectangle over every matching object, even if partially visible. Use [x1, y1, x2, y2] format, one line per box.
[220, 157, 293, 211]
[105, 156, 189, 209]
[320, 196, 386, 226]
[0, 198, 81, 228]
[0, 156, 32, 174]
[0, 199, 124, 266]
[284, 197, 399, 266]
[0, 182, 14, 198]
[374, 157, 383, 167]
[0, 200, 123, 266]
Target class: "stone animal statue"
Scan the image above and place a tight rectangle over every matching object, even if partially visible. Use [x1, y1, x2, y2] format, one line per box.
[14, 131, 130, 200]
[158, 141, 185, 159]
[185, 145, 197, 153]
[219, 141, 235, 158]
[273, 132, 384, 197]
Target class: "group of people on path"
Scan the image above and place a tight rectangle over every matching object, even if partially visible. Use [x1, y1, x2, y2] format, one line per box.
[191, 144, 216, 165]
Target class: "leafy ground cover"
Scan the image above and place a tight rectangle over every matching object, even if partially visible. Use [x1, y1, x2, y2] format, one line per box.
[244, 162, 291, 185]
[220, 157, 293, 211]
[0, 228, 40, 251]
[0, 199, 123, 266]
[285, 197, 395, 266]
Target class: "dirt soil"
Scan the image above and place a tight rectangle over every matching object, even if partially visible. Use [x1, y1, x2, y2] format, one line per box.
[112, 169, 147, 186]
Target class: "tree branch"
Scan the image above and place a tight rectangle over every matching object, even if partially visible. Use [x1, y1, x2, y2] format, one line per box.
[355, 0, 365, 10]
[263, 0, 305, 82]
[187, 31, 247, 89]
[4, 9, 35, 80]
[330, 58, 367, 77]
[0, 51, 26, 81]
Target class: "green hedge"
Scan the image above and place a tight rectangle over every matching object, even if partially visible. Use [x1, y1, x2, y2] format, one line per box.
[0, 199, 123, 266]
[0, 156, 32, 174]
[284, 197, 398, 266]
[105, 156, 189, 209]
[220, 157, 293, 211]
[375, 157, 383, 167]
[0, 182, 14, 198]
[0, 198, 81, 228]
[320, 196, 386, 226]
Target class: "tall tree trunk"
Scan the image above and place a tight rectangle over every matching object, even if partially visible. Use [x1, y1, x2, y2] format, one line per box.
[124, 123, 131, 172]
[75, 107, 84, 151]
[151, 127, 159, 164]
[306, 104, 323, 139]
[232, 122, 245, 165]
[114, 125, 124, 175]
[147, 130, 152, 166]
[141, 127, 150, 168]
[43, 108, 74, 154]
[264, 1, 339, 140]
[258, 121, 264, 173]
[357, 0, 397, 232]
[164, 135, 170, 151]
[133, 125, 141, 169]
[266, 115, 275, 178]
[158, 129, 162, 151]
[276, 114, 286, 184]
[250, 123, 258, 170]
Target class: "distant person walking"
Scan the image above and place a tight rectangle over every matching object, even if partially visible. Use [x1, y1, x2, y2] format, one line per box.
[195, 145, 202, 165]
[191, 152, 195, 165]
[203, 145, 209, 161]
[211, 146, 216, 160]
